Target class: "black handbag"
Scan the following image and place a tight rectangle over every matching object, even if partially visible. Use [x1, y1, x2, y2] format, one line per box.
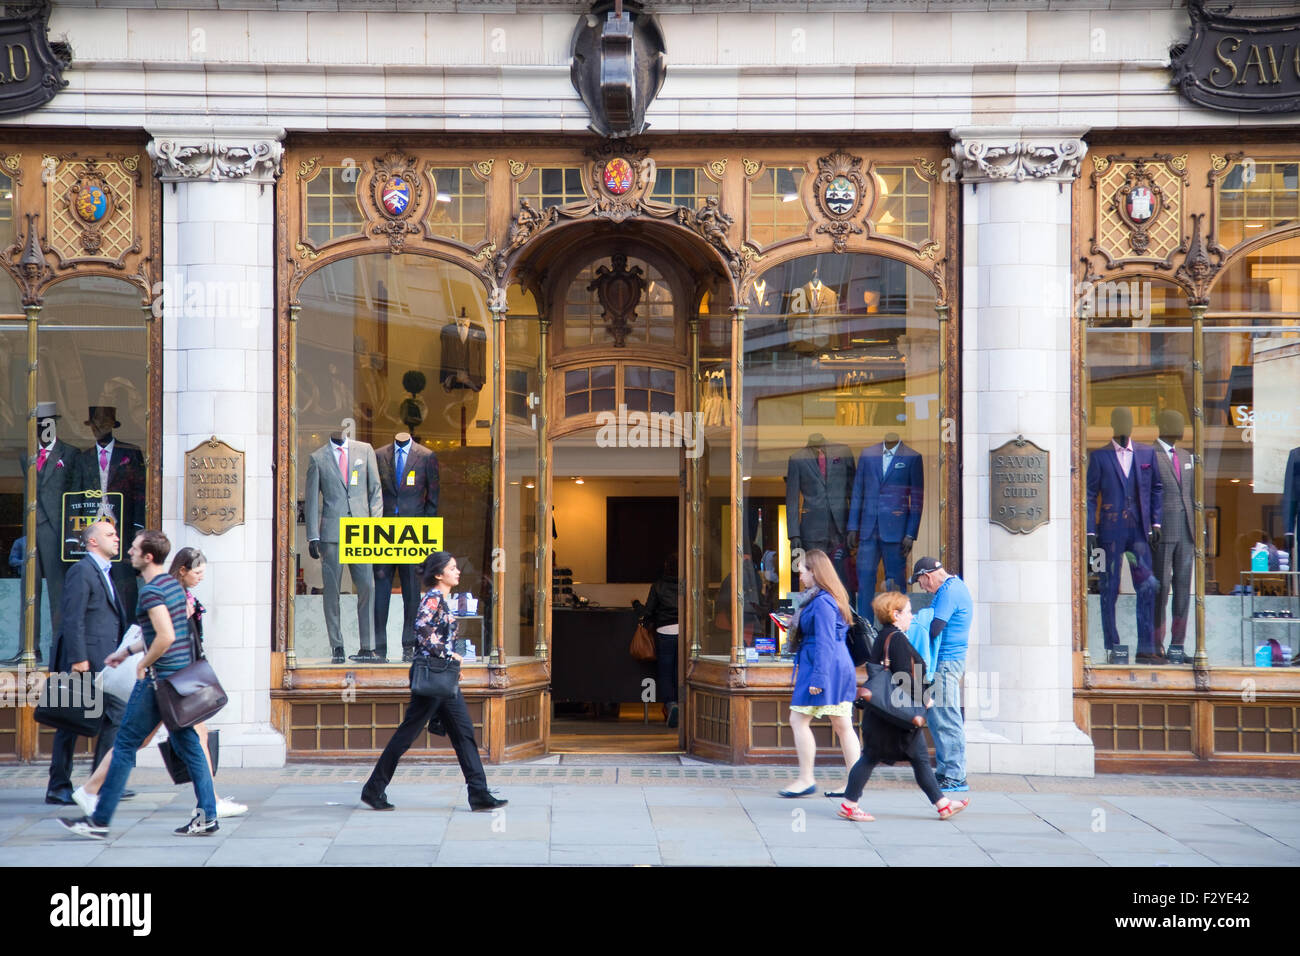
[847, 611, 876, 667]
[154, 629, 228, 731]
[34, 671, 105, 738]
[410, 654, 459, 700]
[159, 730, 220, 784]
[857, 631, 928, 730]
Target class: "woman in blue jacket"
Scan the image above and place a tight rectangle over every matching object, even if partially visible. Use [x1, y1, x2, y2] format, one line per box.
[781, 549, 861, 797]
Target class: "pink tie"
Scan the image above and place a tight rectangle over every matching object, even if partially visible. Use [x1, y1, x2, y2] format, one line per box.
[337, 445, 347, 483]
[37, 448, 48, 472]
[99, 447, 109, 472]
[1172, 448, 1181, 485]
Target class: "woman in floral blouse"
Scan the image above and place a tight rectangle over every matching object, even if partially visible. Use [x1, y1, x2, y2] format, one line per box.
[360, 551, 507, 813]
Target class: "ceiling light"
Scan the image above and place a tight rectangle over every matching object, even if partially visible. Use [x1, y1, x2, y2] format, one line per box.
[574, 477, 585, 484]
[1231, 478, 1240, 483]
[742, 475, 751, 481]
[435, 192, 452, 203]
[525, 481, 535, 489]
[1246, 222, 1264, 229]
[781, 193, 798, 203]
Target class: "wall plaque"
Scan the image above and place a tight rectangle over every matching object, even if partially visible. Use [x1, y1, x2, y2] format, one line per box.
[185, 437, 245, 535]
[990, 436, 1049, 534]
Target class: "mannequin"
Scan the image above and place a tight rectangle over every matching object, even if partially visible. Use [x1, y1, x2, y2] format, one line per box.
[789, 268, 838, 352]
[786, 433, 855, 589]
[847, 430, 924, 616]
[3, 403, 79, 665]
[1086, 407, 1164, 663]
[72, 406, 145, 619]
[1152, 410, 1194, 659]
[1282, 445, 1299, 556]
[373, 431, 440, 662]
[305, 431, 383, 663]
[439, 307, 487, 393]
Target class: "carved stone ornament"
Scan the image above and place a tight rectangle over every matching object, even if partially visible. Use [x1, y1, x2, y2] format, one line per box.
[570, 1, 668, 139]
[583, 142, 659, 222]
[727, 663, 747, 689]
[1090, 153, 1189, 270]
[587, 251, 646, 347]
[148, 131, 284, 184]
[951, 131, 1088, 184]
[488, 664, 510, 689]
[3, 212, 53, 305]
[812, 150, 868, 253]
[1174, 213, 1225, 306]
[366, 151, 423, 253]
[1109, 159, 1165, 256]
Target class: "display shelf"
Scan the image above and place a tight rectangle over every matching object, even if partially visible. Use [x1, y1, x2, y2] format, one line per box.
[1240, 571, 1300, 667]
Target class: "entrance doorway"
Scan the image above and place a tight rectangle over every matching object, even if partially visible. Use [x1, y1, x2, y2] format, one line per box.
[548, 430, 684, 753]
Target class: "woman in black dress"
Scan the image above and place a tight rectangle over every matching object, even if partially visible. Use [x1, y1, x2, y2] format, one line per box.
[360, 551, 506, 813]
[836, 590, 969, 822]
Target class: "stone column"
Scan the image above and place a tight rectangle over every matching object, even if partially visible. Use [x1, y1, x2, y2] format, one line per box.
[952, 126, 1095, 777]
[148, 126, 287, 768]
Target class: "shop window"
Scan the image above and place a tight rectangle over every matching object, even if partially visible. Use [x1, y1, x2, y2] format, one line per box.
[650, 167, 718, 207]
[748, 166, 809, 247]
[738, 253, 940, 660]
[562, 256, 675, 349]
[305, 166, 364, 245]
[518, 167, 585, 210]
[1217, 160, 1299, 250]
[563, 365, 616, 417]
[426, 166, 487, 245]
[872, 166, 930, 245]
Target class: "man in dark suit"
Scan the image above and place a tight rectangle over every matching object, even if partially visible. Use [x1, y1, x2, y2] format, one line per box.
[439, 311, 487, 392]
[45, 519, 128, 805]
[1152, 410, 1194, 657]
[1086, 408, 1164, 663]
[785, 434, 855, 589]
[373, 434, 440, 662]
[847, 433, 924, 616]
[71, 406, 146, 619]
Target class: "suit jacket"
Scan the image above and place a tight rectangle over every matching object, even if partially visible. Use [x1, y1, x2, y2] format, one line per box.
[305, 440, 383, 543]
[73, 439, 147, 538]
[847, 441, 924, 542]
[1282, 446, 1300, 541]
[439, 323, 487, 391]
[50, 555, 127, 672]
[1086, 441, 1163, 539]
[786, 442, 855, 543]
[375, 441, 440, 518]
[35, 439, 80, 530]
[1153, 442, 1193, 542]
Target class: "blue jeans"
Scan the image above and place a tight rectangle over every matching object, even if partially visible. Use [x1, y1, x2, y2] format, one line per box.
[92, 676, 215, 828]
[929, 660, 966, 783]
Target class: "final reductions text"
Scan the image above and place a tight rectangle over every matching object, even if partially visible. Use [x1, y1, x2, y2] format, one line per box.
[338, 518, 444, 563]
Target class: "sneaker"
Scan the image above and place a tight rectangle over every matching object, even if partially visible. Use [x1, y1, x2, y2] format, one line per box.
[939, 778, 970, 793]
[58, 816, 108, 840]
[72, 786, 98, 818]
[174, 810, 219, 836]
[216, 796, 248, 818]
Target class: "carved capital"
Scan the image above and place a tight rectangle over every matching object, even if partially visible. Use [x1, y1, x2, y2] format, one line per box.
[147, 126, 286, 185]
[950, 127, 1089, 184]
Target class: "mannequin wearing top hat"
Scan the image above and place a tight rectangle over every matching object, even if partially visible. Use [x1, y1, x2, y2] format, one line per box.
[3, 403, 80, 665]
[72, 406, 146, 618]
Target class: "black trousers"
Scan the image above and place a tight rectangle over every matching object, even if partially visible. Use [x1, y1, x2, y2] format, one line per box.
[372, 562, 420, 655]
[363, 687, 489, 802]
[47, 691, 124, 797]
[655, 633, 678, 705]
[844, 724, 942, 805]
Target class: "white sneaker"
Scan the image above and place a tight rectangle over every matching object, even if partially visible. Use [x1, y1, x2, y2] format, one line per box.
[216, 796, 248, 818]
[72, 786, 98, 818]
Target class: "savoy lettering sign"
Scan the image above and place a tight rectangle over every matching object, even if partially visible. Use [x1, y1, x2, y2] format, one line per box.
[185, 437, 245, 535]
[1170, 0, 1300, 114]
[0, 3, 70, 117]
[989, 437, 1049, 535]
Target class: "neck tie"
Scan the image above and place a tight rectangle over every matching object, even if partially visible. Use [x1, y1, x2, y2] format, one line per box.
[99, 447, 109, 472]
[1171, 447, 1181, 485]
[817, 449, 826, 479]
[395, 446, 406, 515]
[37, 448, 48, 472]
[337, 444, 347, 483]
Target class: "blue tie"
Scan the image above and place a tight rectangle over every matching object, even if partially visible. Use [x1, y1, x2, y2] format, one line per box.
[395, 445, 406, 515]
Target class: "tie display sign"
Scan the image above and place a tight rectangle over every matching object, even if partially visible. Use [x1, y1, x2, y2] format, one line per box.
[184, 437, 246, 535]
[61, 491, 125, 562]
[338, 517, 443, 564]
[989, 436, 1050, 535]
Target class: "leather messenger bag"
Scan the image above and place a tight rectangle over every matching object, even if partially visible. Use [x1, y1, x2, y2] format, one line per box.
[154, 634, 228, 731]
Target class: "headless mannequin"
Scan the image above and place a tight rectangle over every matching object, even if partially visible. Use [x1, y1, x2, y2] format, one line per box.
[789, 433, 826, 554]
[1153, 409, 1194, 651]
[308, 431, 347, 561]
[847, 431, 914, 557]
[1087, 408, 1161, 557]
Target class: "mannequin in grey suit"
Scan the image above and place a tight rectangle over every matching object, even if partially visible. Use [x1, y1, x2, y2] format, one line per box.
[306, 436, 383, 662]
[1152, 410, 1194, 656]
[786, 433, 855, 589]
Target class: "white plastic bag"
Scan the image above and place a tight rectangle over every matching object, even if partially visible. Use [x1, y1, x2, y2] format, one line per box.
[101, 625, 145, 703]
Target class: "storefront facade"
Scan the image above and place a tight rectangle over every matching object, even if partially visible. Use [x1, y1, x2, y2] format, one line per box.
[0, 1, 1297, 774]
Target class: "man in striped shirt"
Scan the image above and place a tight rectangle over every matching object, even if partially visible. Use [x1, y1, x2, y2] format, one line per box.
[59, 530, 218, 840]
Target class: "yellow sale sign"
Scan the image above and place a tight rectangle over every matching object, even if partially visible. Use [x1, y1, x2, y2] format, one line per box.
[338, 518, 444, 564]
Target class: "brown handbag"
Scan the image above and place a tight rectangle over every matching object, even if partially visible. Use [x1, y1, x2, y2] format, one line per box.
[630, 622, 658, 662]
[154, 626, 229, 731]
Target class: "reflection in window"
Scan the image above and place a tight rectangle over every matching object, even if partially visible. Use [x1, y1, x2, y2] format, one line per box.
[518, 167, 585, 210]
[749, 166, 808, 247]
[562, 256, 674, 349]
[624, 366, 675, 415]
[0, 171, 12, 224]
[1208, 235, 1300, 319]
[1217, 160, 1299, 250]
[426, 167, 487, 245]
[564, 365, 616, 417]
[650, 167, 718, 207]
[305, 166, 364, 245]
[872, 166, 930, 244]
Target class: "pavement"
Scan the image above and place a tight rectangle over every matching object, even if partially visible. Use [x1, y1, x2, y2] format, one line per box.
[2, 757, 1299, 866]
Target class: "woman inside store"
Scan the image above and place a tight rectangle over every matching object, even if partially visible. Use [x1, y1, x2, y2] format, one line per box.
[360, 550, 507, 813]
[780, 549, 861, 798]
[836, 590, 969, 822]
[73, 548, 248, 820]
[642, 553, 681, 728]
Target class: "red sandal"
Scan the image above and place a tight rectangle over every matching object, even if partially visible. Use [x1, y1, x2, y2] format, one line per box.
[937, 798, 969, 820]
[837, 803, 875, 822]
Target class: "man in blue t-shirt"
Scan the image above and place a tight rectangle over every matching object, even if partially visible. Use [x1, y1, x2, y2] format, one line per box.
[909, 556, 973, 793]
[59, 529, 217, 841]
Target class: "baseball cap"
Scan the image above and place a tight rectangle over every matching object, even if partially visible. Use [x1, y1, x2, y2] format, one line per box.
[908, 556, 942, 584]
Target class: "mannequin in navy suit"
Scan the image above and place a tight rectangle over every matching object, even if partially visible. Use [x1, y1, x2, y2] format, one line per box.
[786, 434, 855, 589]
[1086, 408, 1164, 663]
[847, 432, 924, 616]
[1282, 446, 1299, 556]
[373, 433, 440, 662]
